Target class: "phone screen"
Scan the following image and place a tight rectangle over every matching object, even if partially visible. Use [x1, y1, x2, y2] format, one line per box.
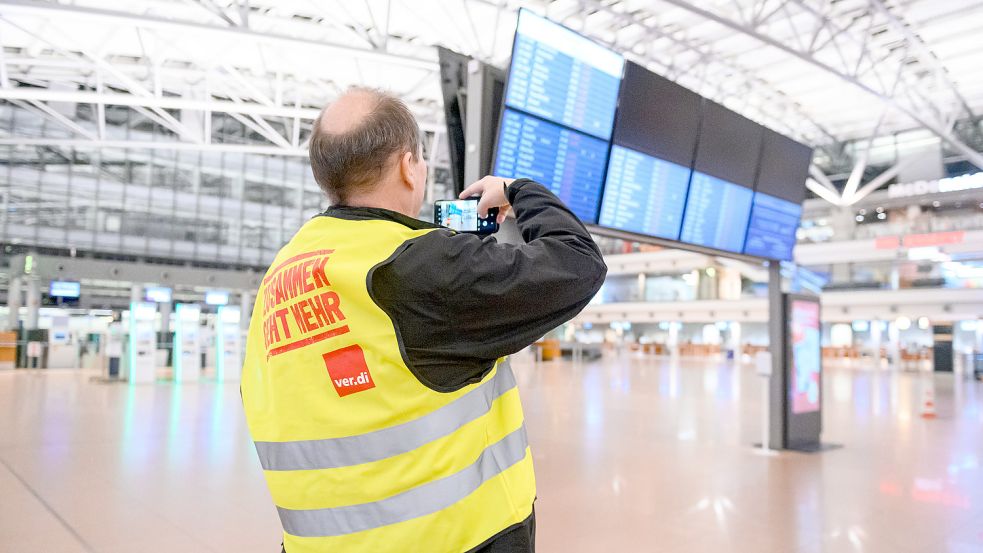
[434, 199, 499, 234]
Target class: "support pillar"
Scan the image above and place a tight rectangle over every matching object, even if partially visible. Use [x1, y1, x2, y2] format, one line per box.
[25, 279, 41, 330]
[240, 291, 252, 331]
[887, 321, 901, 370]
[668, 322, 680, 357]
[871, 320, 883, 368]
[767, 260, 785, 449]
[158, 301, 172, 334]
[6, 276, 22, 331]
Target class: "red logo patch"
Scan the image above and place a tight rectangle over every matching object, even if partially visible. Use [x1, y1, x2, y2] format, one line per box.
[323, 345, 375, 397]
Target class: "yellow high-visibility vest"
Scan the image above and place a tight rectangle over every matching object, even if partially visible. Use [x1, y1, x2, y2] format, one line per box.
[241, 215, 536, 553]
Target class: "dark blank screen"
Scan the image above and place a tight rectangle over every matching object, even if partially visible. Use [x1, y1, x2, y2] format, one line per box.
[611, 61, 702, 167]
[755, 128, 813, 204]
[692, 100, 763, 188]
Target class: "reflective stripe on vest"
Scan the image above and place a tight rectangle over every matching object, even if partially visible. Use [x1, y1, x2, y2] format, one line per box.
[255, 360, 517, 471]
[277, 424, 529, 538]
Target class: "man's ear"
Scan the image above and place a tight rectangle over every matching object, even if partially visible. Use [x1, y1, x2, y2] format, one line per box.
[398, 151, 415, 190]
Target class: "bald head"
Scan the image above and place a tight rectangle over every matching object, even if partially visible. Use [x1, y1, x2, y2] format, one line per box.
[309, 86, 421, 205]
[318, 88, 380, 135]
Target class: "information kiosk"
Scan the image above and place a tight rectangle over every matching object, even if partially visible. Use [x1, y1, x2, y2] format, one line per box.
[173, 303, 201, 382]
[127, 301, 157, 384]
[215, 305, 242, 382]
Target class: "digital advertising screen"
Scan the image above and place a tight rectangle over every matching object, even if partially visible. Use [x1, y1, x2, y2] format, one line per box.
[49, 280, 81, 298]
[598, 145, 691, 239]
[789, 299, 821, 414]
[494, 108, 609, 222]
[743, 193, 803, 261]
[504, 9, 624, 140]
[678, 171, 754, 253]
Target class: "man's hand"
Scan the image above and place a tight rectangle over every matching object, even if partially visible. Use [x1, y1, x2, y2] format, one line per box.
[459, 176, 516, 224]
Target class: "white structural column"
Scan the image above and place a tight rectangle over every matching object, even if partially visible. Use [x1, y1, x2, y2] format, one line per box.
[240, 291, 252, 331]
[24, 279, 40, 329]
[130, 284, 143, 304]
[871, 321, 883, 368]
[729, 322, 742, 358]
[5, 276, 21, 331]
[887, 322, 901, 370]
[158, 301, 172, 334]
[668, 323, 680, 357]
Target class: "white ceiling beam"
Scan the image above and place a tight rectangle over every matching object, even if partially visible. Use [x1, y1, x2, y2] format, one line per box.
[0, 0, 437, 71]
[130, 105, 201, 144]
[0, 137, 308, 156]
[0, 87, 443, 132]
[847, 156, 921, 205]
[228, 112, 292, 149]
[658, 0, 983, 169]
[867, 0, 975, 119]
[806, 177, 843, 206]
[843, 105, 893, 202]
[807, 164, 841, 196]
[573, 0, 837, 143]
[10, 99, 98, 141]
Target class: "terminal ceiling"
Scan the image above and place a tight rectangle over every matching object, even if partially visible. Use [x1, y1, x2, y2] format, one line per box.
[1, 0, 982, 205]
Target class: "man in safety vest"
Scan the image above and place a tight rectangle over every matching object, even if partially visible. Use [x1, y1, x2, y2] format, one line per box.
[241, 86, 606, 553]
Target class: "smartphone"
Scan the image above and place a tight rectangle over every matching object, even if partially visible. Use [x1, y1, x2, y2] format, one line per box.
[434, 198, 500, 234]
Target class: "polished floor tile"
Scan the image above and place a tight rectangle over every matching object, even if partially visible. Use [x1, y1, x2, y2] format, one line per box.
[1, 354, 981, 553]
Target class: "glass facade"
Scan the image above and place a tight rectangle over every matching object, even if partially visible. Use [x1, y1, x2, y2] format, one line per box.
[0, 103, 450, 268]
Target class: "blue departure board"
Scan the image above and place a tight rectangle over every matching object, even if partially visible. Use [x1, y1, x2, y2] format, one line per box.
[505, 10, 624, 139]
[494, 109, 608, 222]
[598, 145, 692, 239]
[743, 193, 803, 260]
[679, 172, 754, 253]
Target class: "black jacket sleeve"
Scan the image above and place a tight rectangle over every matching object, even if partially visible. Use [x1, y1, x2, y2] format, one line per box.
[370, 179, 607, 391]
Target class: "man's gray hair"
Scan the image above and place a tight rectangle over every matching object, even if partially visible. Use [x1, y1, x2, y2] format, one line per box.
[309, 86, 421, 204]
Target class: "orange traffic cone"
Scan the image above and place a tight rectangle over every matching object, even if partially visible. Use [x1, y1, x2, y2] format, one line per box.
[920, 384, 937, 419]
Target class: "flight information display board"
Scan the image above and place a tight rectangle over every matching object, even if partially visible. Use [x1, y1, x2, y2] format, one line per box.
[679, 171, 754, 252]
[504, 10, 624, 139]
[494, 108, 609, 221]
[598, 62, 702, 240]
[493, 9, 624, 223]
[743, 193, 803, 260]
[743, 129, 813, 260]
[678, 101, 762, 252]
[598, 145, 691, 239]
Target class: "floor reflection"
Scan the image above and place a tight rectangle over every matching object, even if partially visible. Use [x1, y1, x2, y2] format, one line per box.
[0, 355, 981, 552]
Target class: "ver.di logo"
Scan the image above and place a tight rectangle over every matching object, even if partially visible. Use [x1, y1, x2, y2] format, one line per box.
[322, 344, 375, 397]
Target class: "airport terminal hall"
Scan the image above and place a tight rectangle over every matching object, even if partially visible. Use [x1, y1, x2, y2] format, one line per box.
[3, 1, 983, 552]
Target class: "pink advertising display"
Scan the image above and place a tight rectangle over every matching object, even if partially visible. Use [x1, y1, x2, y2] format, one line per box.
[790, 299, 821, 414]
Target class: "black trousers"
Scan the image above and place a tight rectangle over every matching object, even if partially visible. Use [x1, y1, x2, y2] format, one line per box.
[280, 510, 535, 553]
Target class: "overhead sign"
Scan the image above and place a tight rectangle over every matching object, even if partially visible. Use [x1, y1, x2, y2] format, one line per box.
[874, 231, 965, 250]
[145, 286, 172, 303]
[205, 290, 230, 306]
[49, 280, 81, 298]
[887, 171, 983, 198]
